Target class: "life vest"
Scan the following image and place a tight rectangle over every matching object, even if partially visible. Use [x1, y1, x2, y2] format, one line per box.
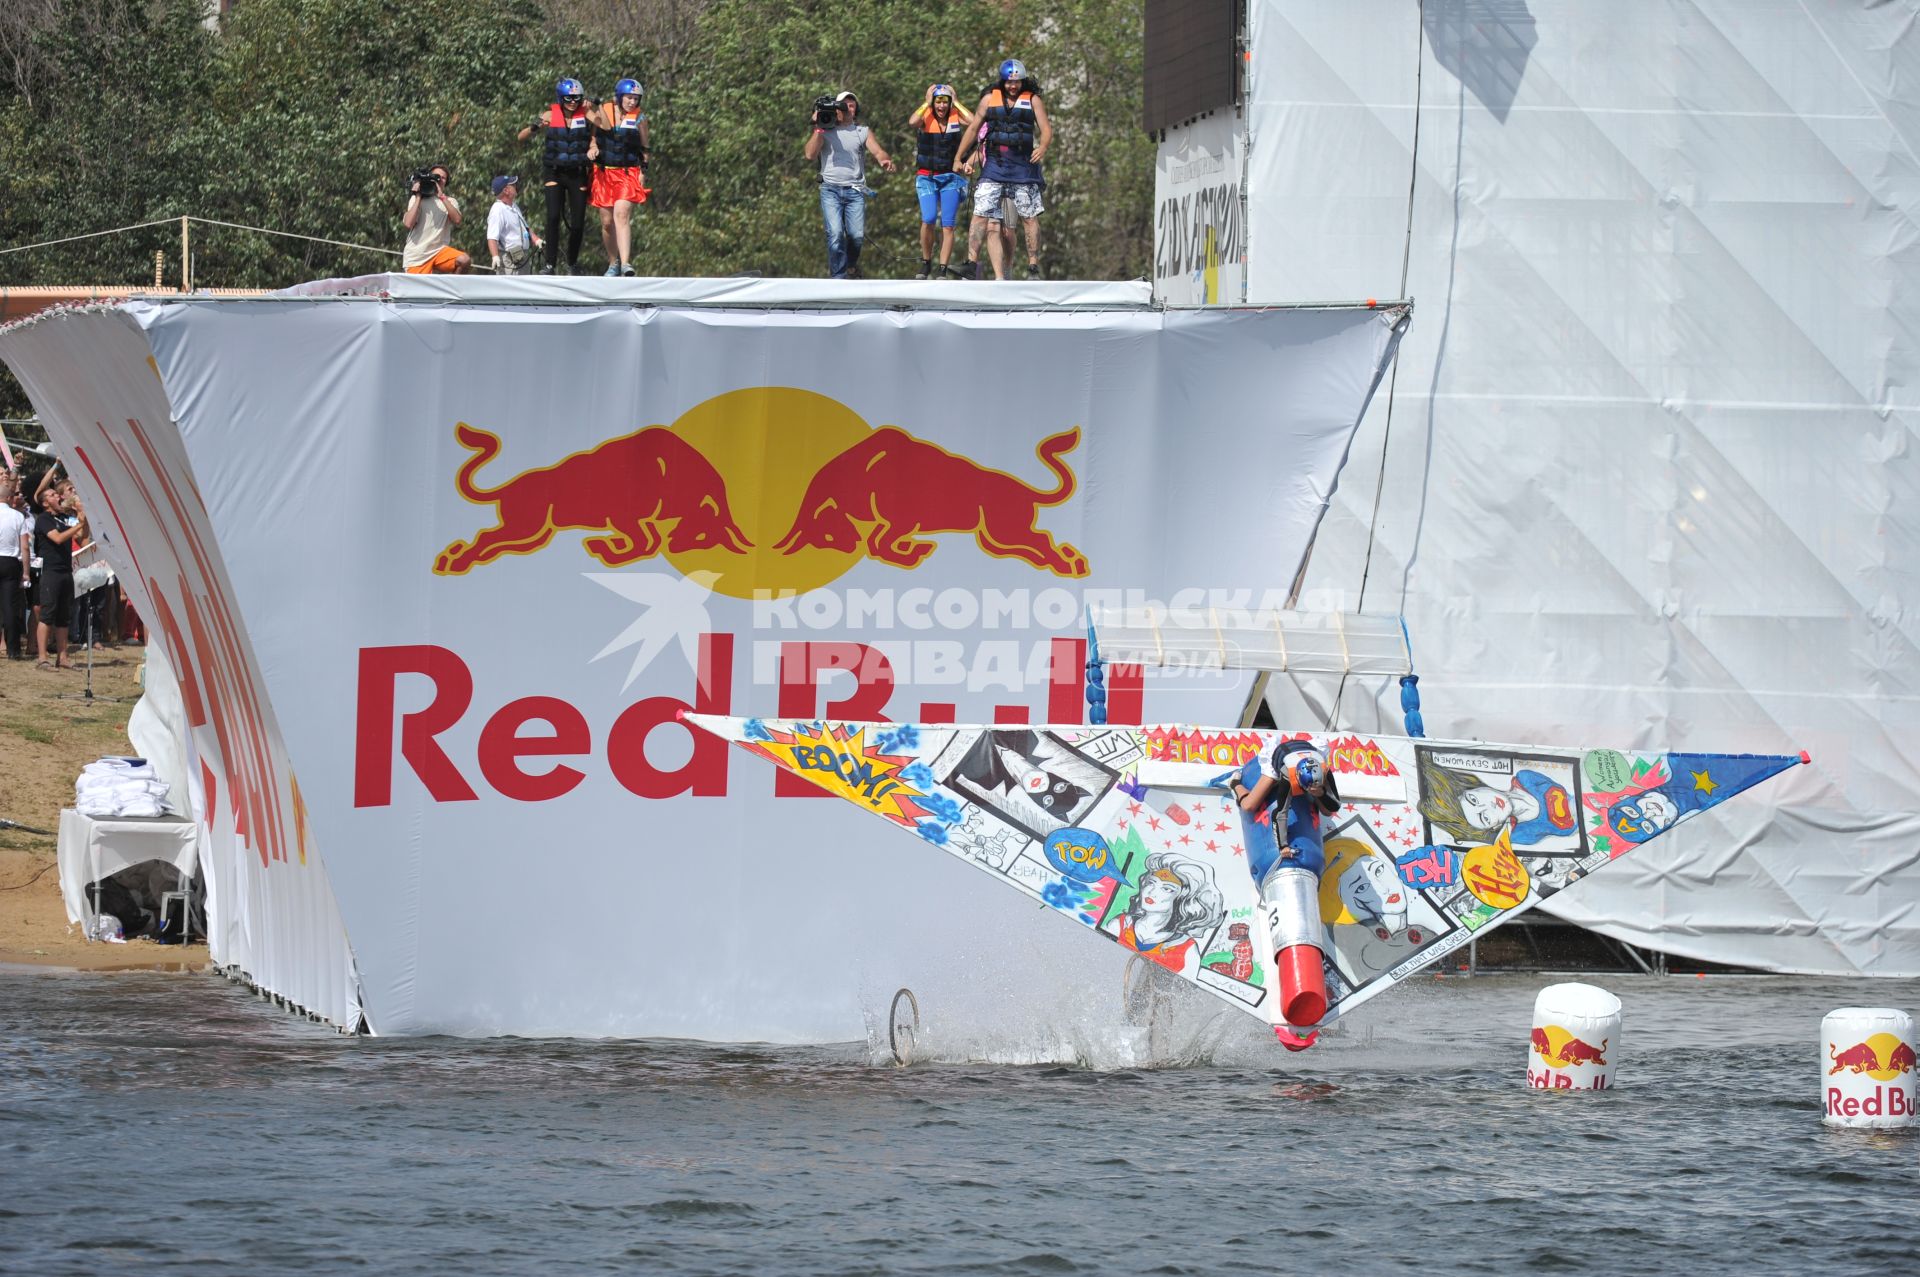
[915, 113, 967, 174]
[542, 103, 594, 171]
[981, 88, 1038, 165]
[596, 108, 645, 169]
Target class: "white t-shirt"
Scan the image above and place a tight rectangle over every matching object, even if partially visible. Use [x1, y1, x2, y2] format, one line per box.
[486, 199, 532, 254]
[0, 503, 26, 563]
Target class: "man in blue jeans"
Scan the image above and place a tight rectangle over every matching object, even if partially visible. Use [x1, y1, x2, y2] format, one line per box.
[804, 90, 896, 279]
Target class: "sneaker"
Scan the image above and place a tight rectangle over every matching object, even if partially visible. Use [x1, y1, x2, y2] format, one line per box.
[913, 259, 931, 280]
[962, 260, 980, 280]
[604, 264, 620, 277]
[1027, 259, 1043, 280]
[537, 264, 555, 275]
[943, 263, 967, 280]
[620, 263, 636, 277]
[846, 265, 862, 280]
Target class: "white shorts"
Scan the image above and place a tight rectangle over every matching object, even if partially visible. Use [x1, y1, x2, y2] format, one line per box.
[974, 179, 1043, 221]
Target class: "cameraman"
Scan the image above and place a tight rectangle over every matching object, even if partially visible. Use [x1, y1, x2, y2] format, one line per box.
[401, 162, 470, 274]
[803, 90, 895, 279]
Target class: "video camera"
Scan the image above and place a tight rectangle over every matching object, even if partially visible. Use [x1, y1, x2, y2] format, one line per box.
[813, 95, 839, 127]
[408, 167, 444, 196]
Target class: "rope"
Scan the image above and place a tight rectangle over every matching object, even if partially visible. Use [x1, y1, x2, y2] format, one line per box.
[1337, 1, 1426, 728]
[0, 214, 403, 263]
[0, 218, 180, 257]
[181, 216, 401, 261]
[1355, 0, 1426, 617]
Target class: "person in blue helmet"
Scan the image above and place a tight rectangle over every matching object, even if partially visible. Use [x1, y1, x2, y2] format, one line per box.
[952, 58, 1052, 280]
[516, 77, 596, 274]
[907, 83, 973, 278]
[1228, 739, 1341, 885]
[591, 77, 651, 277]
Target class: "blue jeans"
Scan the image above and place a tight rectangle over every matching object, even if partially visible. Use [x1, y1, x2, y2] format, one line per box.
[819, 184, 866, 278]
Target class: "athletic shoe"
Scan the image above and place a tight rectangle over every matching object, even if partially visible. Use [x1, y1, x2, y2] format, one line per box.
[604, 264, 620, 277]
[846, 266, 862, 280]
[537, 264, 555, 275]
[1027, 260, 1043, 280]
[914, 259, 932, 280]
[962, 260, 980, 280]
[943, 264, 968, 280]
[620, 264, 636, 277]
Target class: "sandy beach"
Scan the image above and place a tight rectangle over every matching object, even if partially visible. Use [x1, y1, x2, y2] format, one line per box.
[0, 643, 207, 971]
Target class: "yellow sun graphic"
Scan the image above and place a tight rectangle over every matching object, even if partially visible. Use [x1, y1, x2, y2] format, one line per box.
[661, 387, 873, 600]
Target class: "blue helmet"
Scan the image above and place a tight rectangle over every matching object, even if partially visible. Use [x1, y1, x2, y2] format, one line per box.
[556, 77, 585, 102]
[614, 77, 643, 99]
[999, 58, 1028, 83]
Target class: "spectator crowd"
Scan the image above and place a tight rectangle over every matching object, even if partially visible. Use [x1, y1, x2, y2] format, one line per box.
[400, 58, 1056, 282]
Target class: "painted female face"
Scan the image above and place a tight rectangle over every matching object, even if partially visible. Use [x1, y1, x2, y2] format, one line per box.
[1459, 785, 1511, 830]
[1015, 763, 1084, 816]
[1135, 874, 1179, 916]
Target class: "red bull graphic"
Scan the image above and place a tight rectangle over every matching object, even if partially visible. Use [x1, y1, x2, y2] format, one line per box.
[432, 388, 1089, 594]
[1528, 1023, 1613, 1089]
[774, 425, 1088, 577]
[434, 423, 752, 574]
[1828, 1039, 1882, 1076]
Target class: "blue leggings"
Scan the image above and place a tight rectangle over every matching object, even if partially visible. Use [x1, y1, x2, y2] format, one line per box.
[916, 173, 968, 228]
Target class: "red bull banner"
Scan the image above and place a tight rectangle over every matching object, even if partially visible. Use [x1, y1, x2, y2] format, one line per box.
[0, 279, 1406, 1039]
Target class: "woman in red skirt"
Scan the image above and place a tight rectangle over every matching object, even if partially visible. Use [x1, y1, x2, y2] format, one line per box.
[590, 78, 651, 277]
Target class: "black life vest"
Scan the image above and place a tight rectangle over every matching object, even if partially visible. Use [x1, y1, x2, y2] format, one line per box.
[915, 113, 966, 174]
[542, 103, 594, 171]
[982, 88, 1037, 162]
[596, 108, 645, 169]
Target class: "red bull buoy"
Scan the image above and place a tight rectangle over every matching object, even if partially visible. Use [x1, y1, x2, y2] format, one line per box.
[1527, 982, 1621, 1091]
[1262, 864, 1328, 1029]
[1821, 1007, 1915, 1130]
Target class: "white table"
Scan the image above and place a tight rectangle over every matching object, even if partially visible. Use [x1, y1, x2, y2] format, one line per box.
[56, 808, 199, 934]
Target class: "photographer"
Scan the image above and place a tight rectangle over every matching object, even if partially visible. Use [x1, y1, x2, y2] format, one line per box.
[803, 90, 895, 280]
[517, 78, 596, 275]
[401, 162, 470, 275]
[33, 483, 84, 671]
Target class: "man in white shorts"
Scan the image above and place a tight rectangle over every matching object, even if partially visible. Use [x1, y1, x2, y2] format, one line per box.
[953, 58, 1052, 280]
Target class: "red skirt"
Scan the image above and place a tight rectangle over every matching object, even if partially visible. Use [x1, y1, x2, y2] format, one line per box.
[590, 166, 650, 208]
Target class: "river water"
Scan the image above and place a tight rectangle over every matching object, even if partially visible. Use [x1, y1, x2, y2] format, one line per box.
[2, 966, 1915, 1275]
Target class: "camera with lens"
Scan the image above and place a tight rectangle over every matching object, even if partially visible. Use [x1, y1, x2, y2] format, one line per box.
[812, 95, 839, 127]
[409, 167, 443, 195]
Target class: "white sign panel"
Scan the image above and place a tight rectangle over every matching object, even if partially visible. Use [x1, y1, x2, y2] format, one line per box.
[1154, 113, 1245, 305]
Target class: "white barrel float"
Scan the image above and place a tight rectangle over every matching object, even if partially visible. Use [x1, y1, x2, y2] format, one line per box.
[1821, 1007, 1916, 1129]
[1526, 982, 1621, 1091]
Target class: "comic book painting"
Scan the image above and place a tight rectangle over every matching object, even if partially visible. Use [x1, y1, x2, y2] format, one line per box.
[686, 715, 1805, 1031]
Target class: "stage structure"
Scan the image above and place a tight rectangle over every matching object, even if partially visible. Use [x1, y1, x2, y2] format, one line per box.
[0, 278, 1407, 1036]
[1147, 0, 1920, 976]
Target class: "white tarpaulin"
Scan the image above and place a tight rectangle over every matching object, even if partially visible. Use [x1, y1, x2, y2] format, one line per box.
[0, 279, 1405, 1038]
[1239, 0, 1920, 976]
[1, 312, 364, 1028]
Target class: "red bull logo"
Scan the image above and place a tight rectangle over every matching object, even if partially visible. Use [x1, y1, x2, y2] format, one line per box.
[1827, 1035, 1915, 1079]
[433, 387, 1089, 597]
[1527, 1023, 1613, 1089]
